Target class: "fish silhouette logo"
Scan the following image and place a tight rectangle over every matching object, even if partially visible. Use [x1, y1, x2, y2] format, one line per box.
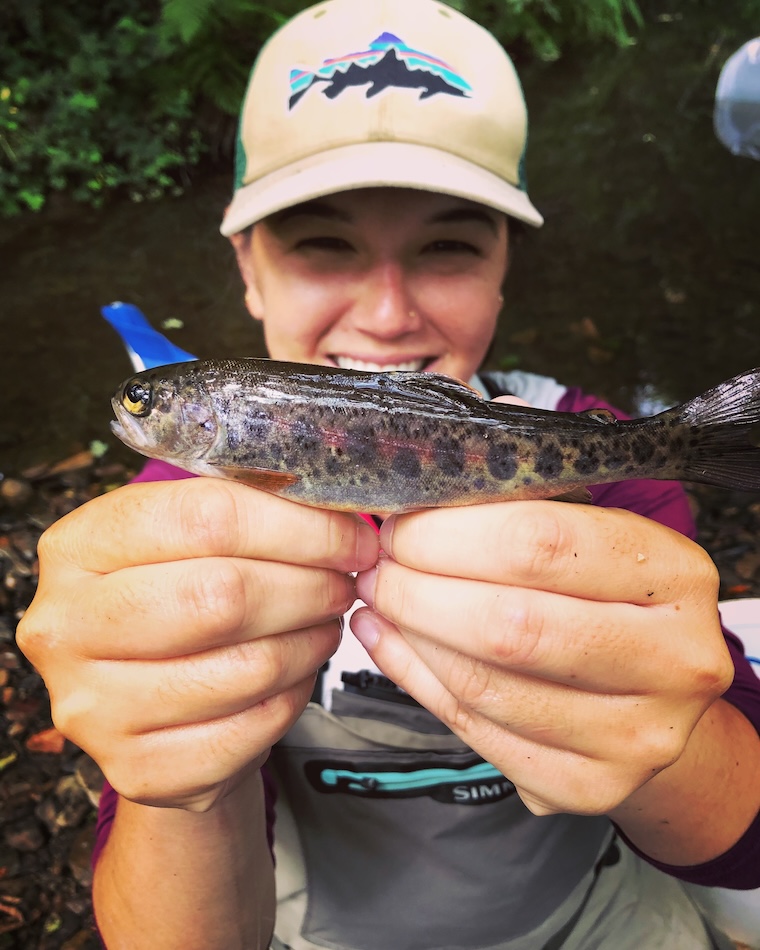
[289, 32, 471, 109]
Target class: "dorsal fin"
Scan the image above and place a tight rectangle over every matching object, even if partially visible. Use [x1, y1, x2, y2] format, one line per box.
[577, 408, 618, 425]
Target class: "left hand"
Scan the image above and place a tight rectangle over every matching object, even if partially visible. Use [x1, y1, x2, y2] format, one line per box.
[352, 498, 734, 817]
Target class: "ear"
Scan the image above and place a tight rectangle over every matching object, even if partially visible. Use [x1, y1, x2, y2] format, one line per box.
[229, 230, 265, 320]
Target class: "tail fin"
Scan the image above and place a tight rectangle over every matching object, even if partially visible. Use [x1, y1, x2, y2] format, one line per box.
[676, 368, 760, 491]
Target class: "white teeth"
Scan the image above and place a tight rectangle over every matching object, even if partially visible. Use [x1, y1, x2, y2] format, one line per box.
[335, 357, 427, 372]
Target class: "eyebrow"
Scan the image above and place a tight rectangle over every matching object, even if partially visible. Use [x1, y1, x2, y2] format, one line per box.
[269, 198, 500, 234]
[426, 207, 500, 235]
[269, 201, 350, 226]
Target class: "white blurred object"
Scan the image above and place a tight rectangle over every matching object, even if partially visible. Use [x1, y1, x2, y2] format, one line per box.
[722, 598, 760, 679]
[685, 598, 760, 948]
[715, 38, 760, 160]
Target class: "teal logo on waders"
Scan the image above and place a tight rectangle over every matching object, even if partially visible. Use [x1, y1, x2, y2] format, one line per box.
[304, 759, 516, 805]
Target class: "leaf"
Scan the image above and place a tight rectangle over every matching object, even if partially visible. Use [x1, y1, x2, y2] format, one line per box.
[25, 727, 66, 754]
[160, 0, 214, 45]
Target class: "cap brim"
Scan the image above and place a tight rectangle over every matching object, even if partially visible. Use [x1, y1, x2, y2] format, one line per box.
[220, 141, 543, 236]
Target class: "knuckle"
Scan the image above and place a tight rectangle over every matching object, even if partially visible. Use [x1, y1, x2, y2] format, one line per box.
[15, 604, 58, 671]
[49, 685, 97, 747]
[178, 480, 243, 554]
[693, 544, 720, 593]
[446, 656, 499, 711]
[179, 558, 250, 637]
[502, 505, 570, 581]
[519, 793, 558, 817]
[714, 650, 736, 695]
[440, 690, 475, 735]
[13, 611, 37, 659]
[630, 722, 682, 775]
[34, 524, 58, 567]
[264, 680, 316, 735]
[482, 591, 543, 667]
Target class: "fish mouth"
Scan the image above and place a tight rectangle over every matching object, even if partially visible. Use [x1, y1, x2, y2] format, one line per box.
[110, 398, 154, 452]
[333, 356, 435, 373]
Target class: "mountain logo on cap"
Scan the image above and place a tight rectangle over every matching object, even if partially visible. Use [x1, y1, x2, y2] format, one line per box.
[288, 32, 471, 109]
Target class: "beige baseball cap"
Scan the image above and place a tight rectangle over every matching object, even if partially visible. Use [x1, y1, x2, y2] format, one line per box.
[220, 0, 543, 236]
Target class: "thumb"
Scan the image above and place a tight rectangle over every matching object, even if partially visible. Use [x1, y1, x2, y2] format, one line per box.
[491, 394, 532, 408]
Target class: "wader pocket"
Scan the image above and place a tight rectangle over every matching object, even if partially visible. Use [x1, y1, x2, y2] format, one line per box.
[271, 701, 611, 950]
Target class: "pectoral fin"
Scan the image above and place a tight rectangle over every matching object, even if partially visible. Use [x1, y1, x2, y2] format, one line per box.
[217, 466, 300, 493]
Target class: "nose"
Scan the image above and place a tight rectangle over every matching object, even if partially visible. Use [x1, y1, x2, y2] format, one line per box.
[351, 261, 422, 338]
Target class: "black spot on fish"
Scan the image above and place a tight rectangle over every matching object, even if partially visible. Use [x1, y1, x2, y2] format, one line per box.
[325, 454, 342, 476]
[534, 444, 564, 479]
[228, 429, 244, 451]
[269, 442, 285, 462]
[487, 441, 518, 481]
[290, 418, 322, 456]
[631, 436, 655, 465]
[345, 426, 377, 466]
[523, 476, 533, 485]
[604, 451, 628, 470]
[392, 447, 422, 479]
[573, 451, 600, 476]
[434, 437, 466, 476]
[243, 415, 272, 443]
[473, 477, 486, 491]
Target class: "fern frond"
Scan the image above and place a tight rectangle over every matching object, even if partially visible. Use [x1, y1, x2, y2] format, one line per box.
[160, 0, 214, 45]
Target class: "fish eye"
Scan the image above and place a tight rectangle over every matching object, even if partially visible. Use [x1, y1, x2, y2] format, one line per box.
[122, 380, 153, 417]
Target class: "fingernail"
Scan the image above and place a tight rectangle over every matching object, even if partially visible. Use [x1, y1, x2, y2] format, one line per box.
[379, 515, 396, 556]
[355, 565, 377, 608]
[355, 519, 381, 570]
[352, 610, 380, 650]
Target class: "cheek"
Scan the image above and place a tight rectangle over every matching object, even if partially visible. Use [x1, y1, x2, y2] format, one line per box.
[257, 285, 347, 358]
[431, 282, 500, 344]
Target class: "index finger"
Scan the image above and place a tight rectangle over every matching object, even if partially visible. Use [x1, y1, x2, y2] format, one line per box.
[43, 477, 379, 575]
[380, 501, 715, 605]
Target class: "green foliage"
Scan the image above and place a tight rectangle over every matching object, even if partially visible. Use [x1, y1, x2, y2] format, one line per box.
[157, 0, 310, 115]
[0, 1, 203, 216]
[156, 0, 644, 117]
[0, 0, 645, 216]
[448, 0, 643, 60]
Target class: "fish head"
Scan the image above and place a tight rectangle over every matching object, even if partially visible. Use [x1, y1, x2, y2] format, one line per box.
[110, 364, 222, 464]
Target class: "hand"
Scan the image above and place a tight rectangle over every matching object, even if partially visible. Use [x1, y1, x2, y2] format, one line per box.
[17, 478, 378, 812]
[352, 499, 733, 817]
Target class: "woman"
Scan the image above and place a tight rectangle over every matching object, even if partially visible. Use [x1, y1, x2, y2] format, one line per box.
[17, 1, 760, 947]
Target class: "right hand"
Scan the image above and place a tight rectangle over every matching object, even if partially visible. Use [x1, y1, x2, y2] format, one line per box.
[17, 477, 379, 811]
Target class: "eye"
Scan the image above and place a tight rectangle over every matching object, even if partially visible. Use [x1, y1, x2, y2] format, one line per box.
[122, 380, 152, 416]
[295, 236, 354, 252]
[425, 239, 480, 255]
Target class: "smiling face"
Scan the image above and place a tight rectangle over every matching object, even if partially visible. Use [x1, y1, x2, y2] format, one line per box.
[229, 187, 509, 384]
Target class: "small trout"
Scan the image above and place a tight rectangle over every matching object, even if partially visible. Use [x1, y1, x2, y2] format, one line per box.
[111, 360, 760, 513]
